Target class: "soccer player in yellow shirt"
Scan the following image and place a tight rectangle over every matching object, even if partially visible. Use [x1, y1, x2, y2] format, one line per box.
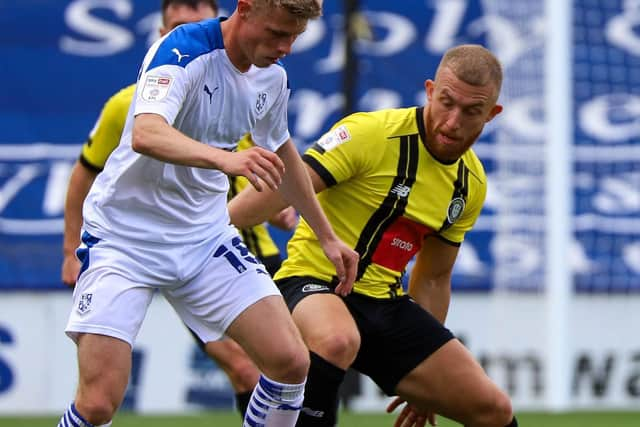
[229, 44, 519, 427]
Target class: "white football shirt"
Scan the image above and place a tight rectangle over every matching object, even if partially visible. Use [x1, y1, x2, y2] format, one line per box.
[83, 18, 291, 246]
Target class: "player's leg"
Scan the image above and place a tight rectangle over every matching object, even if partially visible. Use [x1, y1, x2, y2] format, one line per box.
[225, 294, 309, 426]
[396, 340, 515, 427]
[277, 277, 361, 427]
[198, 252, 281, 415]
[58, 334, 131, 427]
[360, 296, 514, 427]
[59, 236, 155, 426]
[200, 334, 260, 416]
[165, 236, 309, 427]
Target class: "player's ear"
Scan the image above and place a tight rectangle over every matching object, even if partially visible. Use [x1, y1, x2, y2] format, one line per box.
[237, 0, 252, 19]
[485, 104, 503, 122]
[425, 79, 434, 102]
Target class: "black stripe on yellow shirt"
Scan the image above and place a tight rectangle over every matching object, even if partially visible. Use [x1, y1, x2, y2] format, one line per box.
[353, 133, 419, 282]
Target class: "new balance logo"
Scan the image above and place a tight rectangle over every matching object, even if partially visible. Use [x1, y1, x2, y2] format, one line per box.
[390, 184, 410, 198]
[203, 84, 218, 104]
[171, 48, 190, 62]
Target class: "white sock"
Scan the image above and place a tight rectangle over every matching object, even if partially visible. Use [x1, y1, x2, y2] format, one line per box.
[57, 402, 112, 427]
[57, 403, 94, 427]
[244, 374, 306, 427]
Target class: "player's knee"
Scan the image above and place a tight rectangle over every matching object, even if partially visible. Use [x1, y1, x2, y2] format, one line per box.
[473, 390, 513, 427]
[75, 395, 117, 425]
[268, 342, 310, 383]
[313, 331, 360, 367]
[493, 391, 514, 426]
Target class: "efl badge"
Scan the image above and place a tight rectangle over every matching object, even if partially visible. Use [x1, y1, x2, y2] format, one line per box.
[78, 293, 93, 314]
[317, 125, 351, 151]
[447, 197, 466, 224]
[141, 76, 172, 101]
[256, 92, 267, 114]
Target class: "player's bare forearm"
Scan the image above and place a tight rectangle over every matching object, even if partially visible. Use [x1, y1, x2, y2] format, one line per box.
[62, 161, 97, 285]
[268, 206, 298, 231]
[228, 185, 289, 229]
[133, 114, 285, 191]
[276, 140, 335, 245]
[408, 239, 459, 323]
[410, 275, 451, 324]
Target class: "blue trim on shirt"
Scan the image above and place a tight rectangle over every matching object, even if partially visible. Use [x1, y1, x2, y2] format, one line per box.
[147, 17, 225, 71]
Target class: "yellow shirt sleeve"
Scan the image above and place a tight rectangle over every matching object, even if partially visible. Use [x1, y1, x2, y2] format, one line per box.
[80, 84, 136, 171]
[303, 112, 385, 186]
[438, 153, 487, 244]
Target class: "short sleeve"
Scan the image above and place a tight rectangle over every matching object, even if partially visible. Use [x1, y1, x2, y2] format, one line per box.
[251, 72, 291, 152]
[439, 167, 487, 244]
[302, 112, 384, 187]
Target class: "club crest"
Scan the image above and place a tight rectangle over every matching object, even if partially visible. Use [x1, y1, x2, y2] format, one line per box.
[256, 92, 267, 114]
[447, 197, 466, 224]
[77, 293, 93, 314]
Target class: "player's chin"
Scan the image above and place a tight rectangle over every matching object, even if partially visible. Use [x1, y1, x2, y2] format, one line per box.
[255, 57, 280, 68]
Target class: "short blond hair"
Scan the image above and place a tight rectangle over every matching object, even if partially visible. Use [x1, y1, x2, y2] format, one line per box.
[437, 44, 503, 98]
[252, 0, 322, 19]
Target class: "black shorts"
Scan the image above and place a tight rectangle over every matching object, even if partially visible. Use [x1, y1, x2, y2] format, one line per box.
[261, 254, 282, 277]
[276, 276, 455, 395]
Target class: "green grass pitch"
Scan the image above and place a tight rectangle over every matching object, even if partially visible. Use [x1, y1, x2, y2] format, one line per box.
[1, 411, 639, 426]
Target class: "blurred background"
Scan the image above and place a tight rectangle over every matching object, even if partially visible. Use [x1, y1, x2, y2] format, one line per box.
[0, 0, 639, 417]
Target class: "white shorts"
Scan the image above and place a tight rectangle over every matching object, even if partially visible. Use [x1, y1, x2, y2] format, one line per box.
[65, 231, 281, 346]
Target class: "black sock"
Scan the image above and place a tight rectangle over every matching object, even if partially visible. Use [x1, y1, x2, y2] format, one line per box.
[235, 391, 252, 418]
[296, 352, 346, 427]
[505, 416, 518, 427]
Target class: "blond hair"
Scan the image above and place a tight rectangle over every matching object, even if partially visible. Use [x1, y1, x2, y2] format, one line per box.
[437, 44, 503, 97]
[251, 0, 322, 19]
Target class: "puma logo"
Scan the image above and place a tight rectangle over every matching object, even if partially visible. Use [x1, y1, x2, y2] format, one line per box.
[204, 84, 219, 104]
[171, 48, 190, 62]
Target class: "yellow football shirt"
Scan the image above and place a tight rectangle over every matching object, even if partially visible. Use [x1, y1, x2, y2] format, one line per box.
[275, 107, 487, 299]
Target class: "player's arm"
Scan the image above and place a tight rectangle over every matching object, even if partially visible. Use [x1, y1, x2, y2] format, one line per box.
[61, 161, 98, 286]
[62, 86, 130, 286]
[229, 140, 357, 293]
[227, 152, 328, 229]
[268, 206, 298, 231]
[276, 140, 358, 294]
[132, 113, 284, 191]
[408, 237, 460, 323]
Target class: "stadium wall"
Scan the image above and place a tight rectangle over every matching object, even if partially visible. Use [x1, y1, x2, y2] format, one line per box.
[0, 293, 638, 413]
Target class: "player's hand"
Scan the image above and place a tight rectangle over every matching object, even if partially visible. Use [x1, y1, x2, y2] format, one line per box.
[386, 396, 437, 427]
[320, 237, 358, 296]
[268, 206, 298, 230]
[61, 255, 81, 287]
[219, 147, 285, 192]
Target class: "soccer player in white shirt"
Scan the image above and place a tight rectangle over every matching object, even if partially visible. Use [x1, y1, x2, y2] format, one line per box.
[57, 1, 358, 427]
